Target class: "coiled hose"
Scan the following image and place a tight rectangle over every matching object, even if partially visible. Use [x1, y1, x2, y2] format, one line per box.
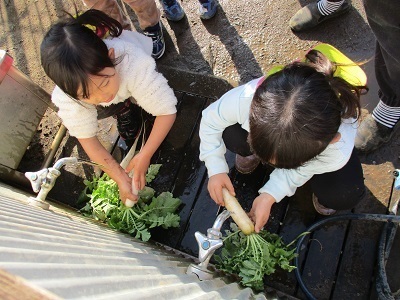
[294, 213, 400, 300]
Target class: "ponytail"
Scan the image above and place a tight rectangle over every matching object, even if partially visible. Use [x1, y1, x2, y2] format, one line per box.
[41, 9, 122, 100]
[74, 9, 122, 38]
[305, 50, 361, 120]
[249, 50, 365, 169]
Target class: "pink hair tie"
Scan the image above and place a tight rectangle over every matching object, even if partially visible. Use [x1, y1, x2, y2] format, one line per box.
[256, 76, 266, 88]
[95, 25, 110, 39]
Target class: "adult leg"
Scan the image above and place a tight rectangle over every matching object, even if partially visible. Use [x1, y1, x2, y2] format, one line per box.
[310, 149, 365, 211]
[289, 0, 351, 32]
[124, 0, 160, 29]
[124, 0, 165, 59]
[83, 0, 164, 59]
[82, 0, 132, 29]
[355, 0, 400, 152]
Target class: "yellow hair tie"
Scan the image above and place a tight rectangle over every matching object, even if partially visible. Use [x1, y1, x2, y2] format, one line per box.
[264, 43, 367, 88]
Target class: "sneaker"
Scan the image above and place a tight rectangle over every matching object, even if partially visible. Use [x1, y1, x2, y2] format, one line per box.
[355, 114, 394, 153]
[143, 21, 165, 60]
[289, 0, 351, 32]
[235, 154, 260, 174]
[199, 0, 218, 20]
[312, 194, 336, 216]
[160, 0, 185, 21]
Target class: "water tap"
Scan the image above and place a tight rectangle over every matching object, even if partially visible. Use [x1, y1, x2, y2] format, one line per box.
[187, 209, 231, 281]
[389, 170, 400, 215]
[394, 170, 400, 191]
[25, 157, 79, 209]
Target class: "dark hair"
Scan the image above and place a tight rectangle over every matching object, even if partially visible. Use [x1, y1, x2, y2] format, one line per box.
[40, 9, 123, 99]
[248, 50, 362, 169]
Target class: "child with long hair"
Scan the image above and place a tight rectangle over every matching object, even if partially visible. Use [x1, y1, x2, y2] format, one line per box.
[199, 44, 366, 232]
[40, 9, 177, 207]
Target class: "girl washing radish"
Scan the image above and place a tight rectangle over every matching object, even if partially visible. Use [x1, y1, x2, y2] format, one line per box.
[199, 44, 366, 232]
[40, 9, 177, 207]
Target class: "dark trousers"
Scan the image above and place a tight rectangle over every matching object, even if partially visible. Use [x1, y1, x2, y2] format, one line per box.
[364, 0, 400, 108]
[222, 123, 365, 210]
[96, 99, 153, 145]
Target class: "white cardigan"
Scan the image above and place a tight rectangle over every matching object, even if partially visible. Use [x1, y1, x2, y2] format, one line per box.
[51, 30, 177, 139]
[199, 77, 358, 203]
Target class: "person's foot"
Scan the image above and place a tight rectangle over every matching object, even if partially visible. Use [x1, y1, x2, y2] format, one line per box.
[355, 114, 395, 153]
[143, 21, 165, 59]
[312, 194, 336, 216]
[160, 0, 185, 21]
[235, 154, 260, 174]
[199, 0, 218, 20]
[289, 0, 351, 32]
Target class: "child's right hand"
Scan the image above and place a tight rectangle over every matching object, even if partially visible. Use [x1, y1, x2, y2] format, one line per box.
[117, 173, 138, 208]
[207, 173, 235, 206]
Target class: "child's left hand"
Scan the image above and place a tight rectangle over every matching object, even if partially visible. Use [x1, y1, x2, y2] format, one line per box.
[249, 193, 276, 233]
[125, 151, 151, 194]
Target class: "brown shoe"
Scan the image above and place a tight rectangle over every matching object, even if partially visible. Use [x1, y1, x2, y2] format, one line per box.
[289, 1, 351, 32]
[312, 194, 336, 216]
[235, 154, 260, 174]
[355, 114, 395, 153]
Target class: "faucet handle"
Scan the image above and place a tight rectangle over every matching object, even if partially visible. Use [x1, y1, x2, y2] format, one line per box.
[25, 169, 49, 193]
[195, 231, 223, 262]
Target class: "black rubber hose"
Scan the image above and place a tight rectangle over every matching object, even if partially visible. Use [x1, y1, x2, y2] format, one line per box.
[294, 213, 400, 300]
[375, 221, 398, 300]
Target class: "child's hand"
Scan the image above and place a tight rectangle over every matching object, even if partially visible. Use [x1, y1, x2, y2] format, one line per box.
[249, 193, 276, 233]
[117, 172, 138, 207]
[125, 151, 151, 194]
[208, 173, 235, 206]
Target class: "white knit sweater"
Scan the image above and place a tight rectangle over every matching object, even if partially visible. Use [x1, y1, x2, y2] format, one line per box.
[51, 30, 177, 138]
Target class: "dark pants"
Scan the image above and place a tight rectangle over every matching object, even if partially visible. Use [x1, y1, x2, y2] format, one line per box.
[364, 0, 400, 108]
[222, 123, 365, 210]
[96, 99, 153, 145]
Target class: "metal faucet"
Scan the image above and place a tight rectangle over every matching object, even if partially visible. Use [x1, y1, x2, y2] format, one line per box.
[24, 157, 79, 209]
[390, 169, 400, 215]
[187, 209, 231, 280]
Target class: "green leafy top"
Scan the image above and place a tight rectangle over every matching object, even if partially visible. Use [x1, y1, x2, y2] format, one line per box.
[215, 223, 306, 291]
[79, 164, 181, 242]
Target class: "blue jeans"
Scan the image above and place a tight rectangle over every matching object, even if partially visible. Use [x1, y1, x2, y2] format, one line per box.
[364, 0, 400, 107]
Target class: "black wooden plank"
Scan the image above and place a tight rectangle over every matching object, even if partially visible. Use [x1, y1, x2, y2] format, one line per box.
[151, 97, 211, 248]
[265, 185, 317, 297]
[296, 215, 349, 300]
[332, 220, 381, 300]
[332, 185, 388, 300]
[149, 93, 207, 192]
[149, 93, 209, 247]
[177, 178, 220, 257]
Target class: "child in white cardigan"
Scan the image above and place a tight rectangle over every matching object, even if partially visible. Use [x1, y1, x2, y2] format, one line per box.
[40, 9, 177, 207]
[199, 45, 367, 232]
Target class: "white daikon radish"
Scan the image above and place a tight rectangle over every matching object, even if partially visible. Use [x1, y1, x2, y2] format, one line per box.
[222, 188, 255, 235]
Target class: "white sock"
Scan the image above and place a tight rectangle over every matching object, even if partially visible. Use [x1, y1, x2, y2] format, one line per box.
[317, 0, 345, 16]
[372, 100, 400, 128]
